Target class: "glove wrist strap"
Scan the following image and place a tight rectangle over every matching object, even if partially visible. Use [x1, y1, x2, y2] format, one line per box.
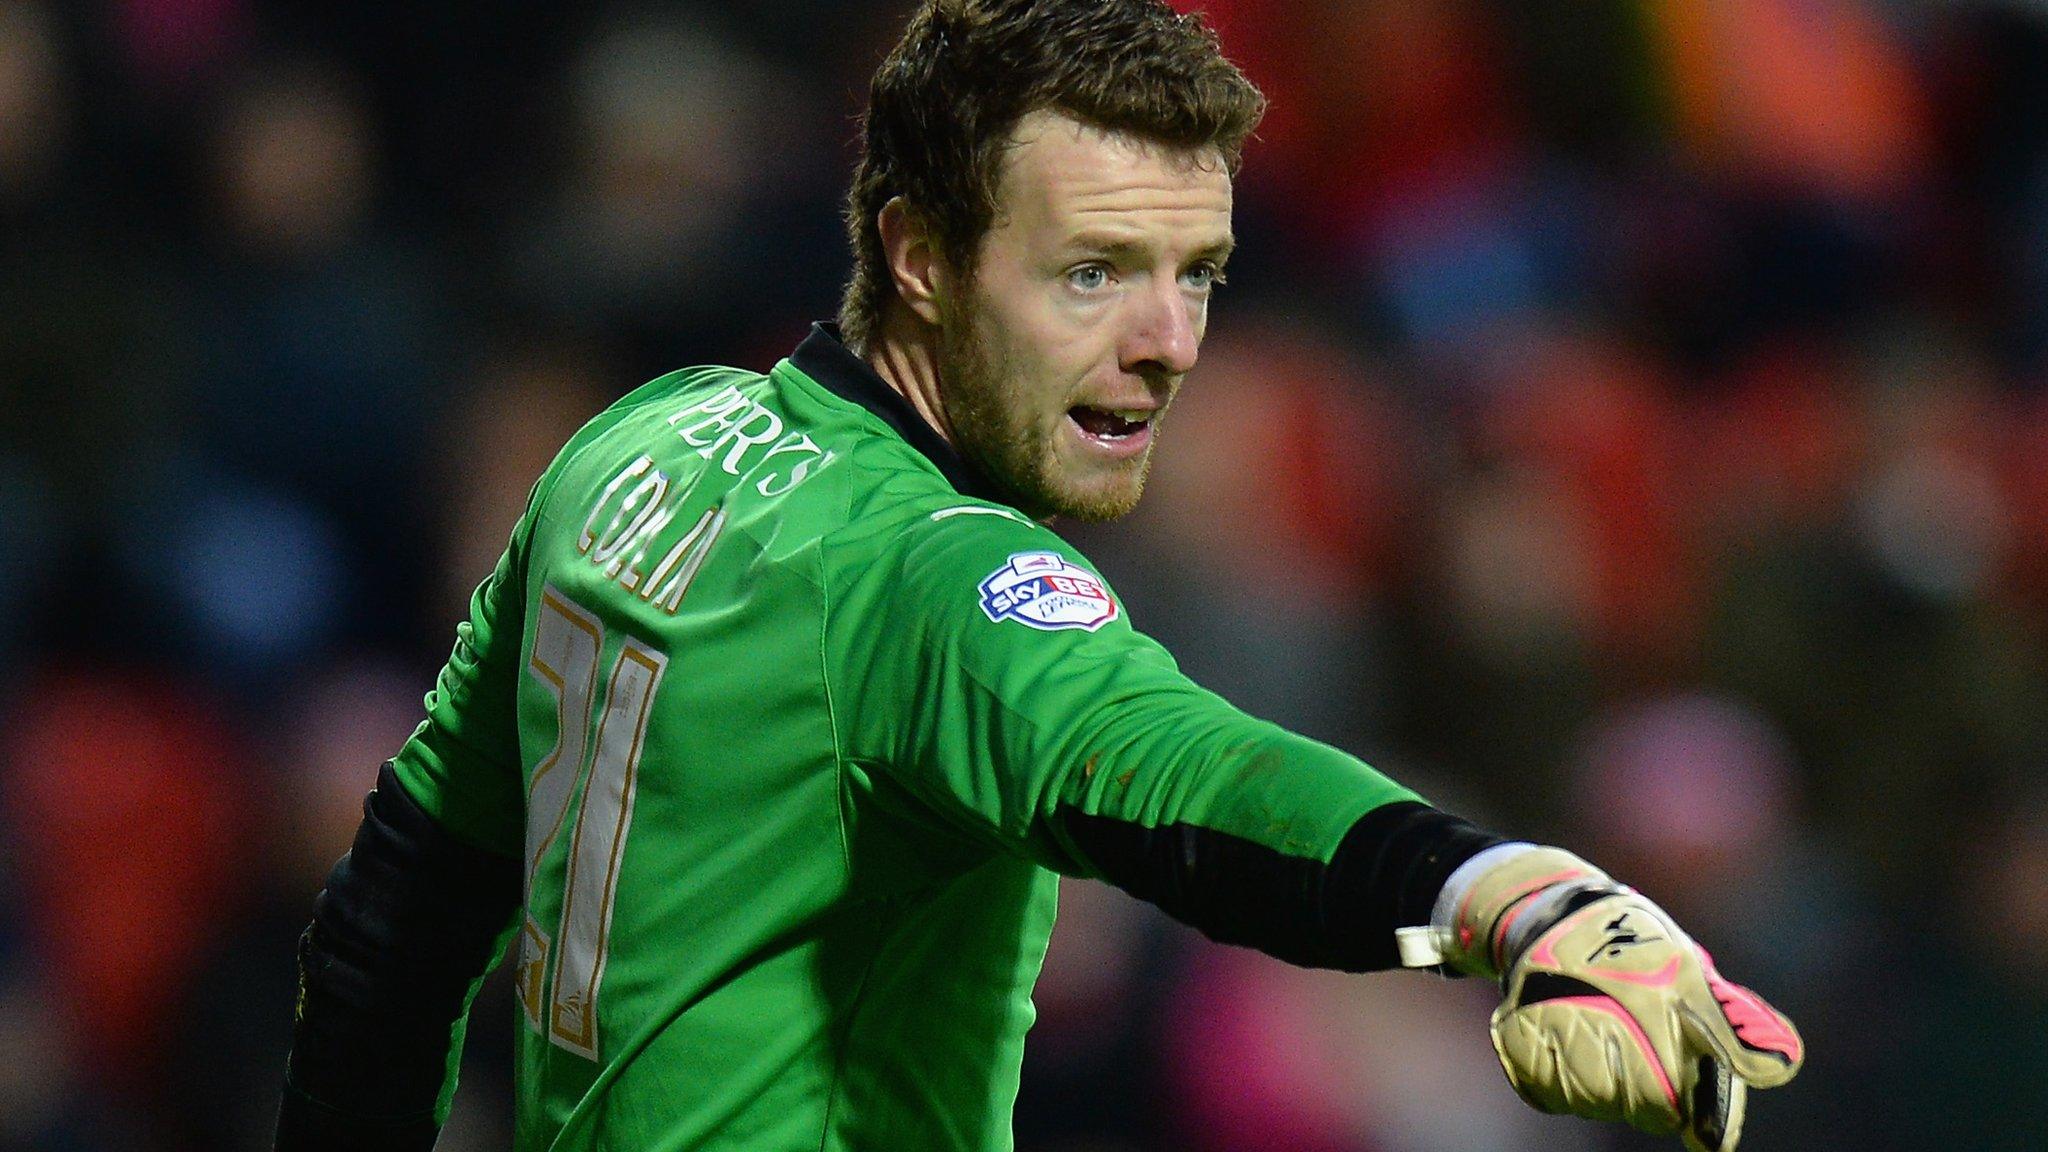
[1397, 842, 1612, 977]
[1430, 842, 1543, 936]
[1396, 842, 1542, 970]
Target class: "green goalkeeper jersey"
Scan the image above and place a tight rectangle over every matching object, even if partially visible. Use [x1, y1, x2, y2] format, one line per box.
[389, 325, 1423, 1151]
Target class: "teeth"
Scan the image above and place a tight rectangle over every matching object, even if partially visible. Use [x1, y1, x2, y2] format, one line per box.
[1073, 406, 1151, 419]
[1068, 405, 1152, 441]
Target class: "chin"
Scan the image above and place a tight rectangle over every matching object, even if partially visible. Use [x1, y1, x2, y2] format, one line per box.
[1041, 470, 1148, 522]
[967, 430, 1152, 522]
[1047, 497, 1138, 523]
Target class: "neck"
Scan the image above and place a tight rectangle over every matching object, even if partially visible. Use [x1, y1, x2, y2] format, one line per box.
[861, 308, 959, 451]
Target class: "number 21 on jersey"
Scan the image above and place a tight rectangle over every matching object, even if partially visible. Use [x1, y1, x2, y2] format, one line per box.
[517, 586, 667, 1060]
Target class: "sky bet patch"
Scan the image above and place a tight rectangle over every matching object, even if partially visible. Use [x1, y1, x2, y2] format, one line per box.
[978, 552, 1119, 632]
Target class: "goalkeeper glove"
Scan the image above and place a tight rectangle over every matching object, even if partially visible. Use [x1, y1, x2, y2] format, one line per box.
[1396, 845, 1804, 1152]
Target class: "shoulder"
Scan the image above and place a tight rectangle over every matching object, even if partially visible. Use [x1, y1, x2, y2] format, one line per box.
[829, 477, 1049, 566]
[830, 494, 1124, 636]
[529, 365, 766, 512]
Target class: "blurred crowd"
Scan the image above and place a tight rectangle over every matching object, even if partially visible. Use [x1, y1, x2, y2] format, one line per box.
[1, 0, 2043, 1149]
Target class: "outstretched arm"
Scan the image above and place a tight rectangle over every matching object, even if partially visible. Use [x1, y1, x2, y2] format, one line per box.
[1068, 802, 1802, 1150]
[1062, 792, 1504, 972]
[845, 512, 1802, 1149]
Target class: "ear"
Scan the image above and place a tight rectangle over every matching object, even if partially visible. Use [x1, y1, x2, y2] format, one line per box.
[878, 197, 946, 326]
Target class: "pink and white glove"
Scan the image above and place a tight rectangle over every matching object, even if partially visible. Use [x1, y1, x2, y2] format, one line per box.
[1398, 845, 1804, 1151]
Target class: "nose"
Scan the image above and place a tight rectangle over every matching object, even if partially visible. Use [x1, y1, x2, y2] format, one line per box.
[1121, 277, 1201, 379]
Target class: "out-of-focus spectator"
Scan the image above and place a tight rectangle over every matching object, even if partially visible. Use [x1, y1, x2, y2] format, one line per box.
[1396, 455, 1598, 832]
[1703, 339, 2047, 892]
[1015, 879, 1172, 1152]
[1161, 941, 1603, 1152]
[1079, 318, 1416, 748]
[1392, 322, 1699, 829]
[0, 0, 186, 638]
[1470, 326, 1695, 663]
[0, 952, 107, 1149]
[505, 14, 842, 375]
[432, 338, 615, 620]
[1889, 784, 2048, 1152]
[1682, 345, 1865, 541]
[106, 0, 248, 100]
[1648, 0, 1931, 204]
[1999, 392, 2048, 608]
[158, 658, 515, 1151]
[1, 670, 251, 1098]
[172, 55, 445, 662]
[1563, 693, 1798, 912]
[209, 57, 375, 259]
[0, 0, 69, 208]
[130, 464, 352, 685]
[1182, 0, 1521, 272]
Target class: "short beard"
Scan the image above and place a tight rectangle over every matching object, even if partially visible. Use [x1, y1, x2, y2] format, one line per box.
[936, 291, 1151, 523]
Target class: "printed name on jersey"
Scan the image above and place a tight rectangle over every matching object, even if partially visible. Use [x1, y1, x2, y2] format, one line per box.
[666, 384, 837, 497]
[978, 552, 1118, 632]
[579, 454, 727, 612]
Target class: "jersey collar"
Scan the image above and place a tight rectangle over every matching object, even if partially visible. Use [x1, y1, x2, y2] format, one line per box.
[790, 322, 1010, 504]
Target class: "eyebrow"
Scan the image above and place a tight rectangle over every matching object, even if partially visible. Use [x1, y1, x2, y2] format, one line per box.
[1068, 234, 1236, 266]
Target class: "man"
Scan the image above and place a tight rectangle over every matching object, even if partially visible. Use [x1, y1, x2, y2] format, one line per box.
[277, 2, 1803, 1150]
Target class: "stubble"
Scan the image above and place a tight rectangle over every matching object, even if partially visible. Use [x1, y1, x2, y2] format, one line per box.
[937, 293, 1155, 523]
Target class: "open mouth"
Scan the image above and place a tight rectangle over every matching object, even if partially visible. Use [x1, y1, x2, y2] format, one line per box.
[1067, 404, 1152, 442]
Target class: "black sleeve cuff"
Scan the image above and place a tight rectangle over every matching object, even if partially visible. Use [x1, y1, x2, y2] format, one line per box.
[1061, 800, 1504, 972]
[1321, 801, 1507, 969]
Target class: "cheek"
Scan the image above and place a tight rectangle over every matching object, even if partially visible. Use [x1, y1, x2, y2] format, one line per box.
[1042, 300, 1130, 382]
[964, 266, 1129, 409]
[981, 297, 1097, 405]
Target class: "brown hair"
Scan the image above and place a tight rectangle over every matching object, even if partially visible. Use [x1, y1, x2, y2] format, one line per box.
[837, 0, 1265, 350]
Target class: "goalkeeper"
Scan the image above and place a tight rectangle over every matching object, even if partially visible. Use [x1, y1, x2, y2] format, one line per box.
[276, 2, 1802, 1150]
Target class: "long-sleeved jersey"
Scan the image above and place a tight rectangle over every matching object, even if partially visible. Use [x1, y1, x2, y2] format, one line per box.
[299, 324, 1488, 1152]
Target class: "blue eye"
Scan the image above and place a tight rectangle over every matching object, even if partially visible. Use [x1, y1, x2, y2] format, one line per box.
[1183, 262, 1225, 291]
[1068, 264, 1110, 292]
